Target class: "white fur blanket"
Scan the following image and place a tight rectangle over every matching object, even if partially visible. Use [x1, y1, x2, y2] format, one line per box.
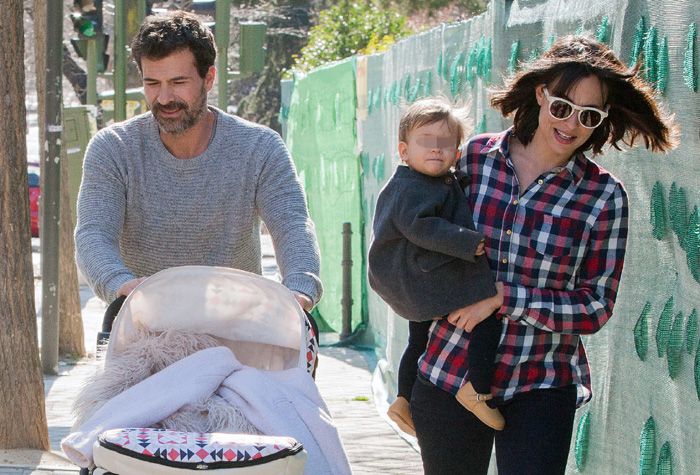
[61, 329, 351, 475]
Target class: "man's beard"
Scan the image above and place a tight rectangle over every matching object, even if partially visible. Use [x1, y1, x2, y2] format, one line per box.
[151, 87, 208, 134]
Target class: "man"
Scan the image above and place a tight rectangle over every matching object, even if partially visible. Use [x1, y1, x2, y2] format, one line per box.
[75, 11, 321, 311]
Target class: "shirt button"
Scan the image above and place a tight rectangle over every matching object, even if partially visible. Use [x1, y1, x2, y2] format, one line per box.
[444, 177, 452, 184]
[506, 229, 512, 235]
[512, 199, 519, 205]
[501, 258, 508, 264]
[537, 179, 544, 185]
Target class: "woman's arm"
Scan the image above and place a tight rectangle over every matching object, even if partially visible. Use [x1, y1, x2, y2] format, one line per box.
[499, 185, 629, 334]
[449, 185, 628, 335]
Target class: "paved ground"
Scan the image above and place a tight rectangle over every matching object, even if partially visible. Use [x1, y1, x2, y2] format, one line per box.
[1, 238, 422, 474]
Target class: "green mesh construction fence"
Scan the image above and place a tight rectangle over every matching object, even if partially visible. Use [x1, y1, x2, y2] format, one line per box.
[281, 1, 700, 472]
[285, 59, 363, 333]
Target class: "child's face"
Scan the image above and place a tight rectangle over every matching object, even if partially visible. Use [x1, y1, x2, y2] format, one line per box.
[399, 120, 460, 177]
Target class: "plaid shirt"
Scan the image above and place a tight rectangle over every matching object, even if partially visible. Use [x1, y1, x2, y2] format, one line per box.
[418, 129, 629, 406]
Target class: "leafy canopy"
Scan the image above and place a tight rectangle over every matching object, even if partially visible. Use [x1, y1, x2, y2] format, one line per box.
[287, 1, 412, 76]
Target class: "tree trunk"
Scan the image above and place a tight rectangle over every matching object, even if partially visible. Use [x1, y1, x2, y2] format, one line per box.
[0, 0, 50, 450]
[236, 2, 313, 132]
[34, 0, 86, 358]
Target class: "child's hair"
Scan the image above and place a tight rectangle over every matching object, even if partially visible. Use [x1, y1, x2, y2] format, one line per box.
[490, 35, 678, 154]
[398, 97, 471, 148]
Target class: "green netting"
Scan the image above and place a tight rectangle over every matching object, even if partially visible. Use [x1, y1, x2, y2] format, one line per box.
[280, 2, 700, 473]
[631, 17, 647, 65]
[639, 417, 657, 475]
[635, 302, 652, 361]
[683, 23, 697, 91]
[656, 297, 674, 357]
[669, 183, 688, 247]
[667, 312, 684, 379]
[684, 207, 700, 282]
[644, 26, 659, 86]
[285, 59, 363, 333]
[596, 16, 610, 44]
[656, 442, 673, 475]
[508, 40, 521, 75]
[687, 309, 698, 354]
[650, 181, 668, 240]
[657, 36, 670, 93]
[695, 340, 700, 400]
[574, 411, 591, 471]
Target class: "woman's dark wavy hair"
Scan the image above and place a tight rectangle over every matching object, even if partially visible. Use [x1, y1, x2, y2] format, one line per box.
[490, 35, 678, 155]
[131, 11, 216, 79]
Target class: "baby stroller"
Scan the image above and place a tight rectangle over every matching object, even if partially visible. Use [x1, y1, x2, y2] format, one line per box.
[62, 266, 350, 475]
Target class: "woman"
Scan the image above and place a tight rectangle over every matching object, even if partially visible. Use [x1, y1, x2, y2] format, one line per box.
[410, 36, 678, 475]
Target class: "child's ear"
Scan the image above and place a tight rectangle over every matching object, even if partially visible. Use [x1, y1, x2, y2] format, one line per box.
[398, 141, 408, 161]
[453, 148, 461, 165]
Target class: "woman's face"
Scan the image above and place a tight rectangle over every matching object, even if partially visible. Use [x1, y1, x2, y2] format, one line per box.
[533, 75, 605, 162]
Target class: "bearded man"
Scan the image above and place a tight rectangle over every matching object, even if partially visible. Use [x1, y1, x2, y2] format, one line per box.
[75, 11, 321, 312]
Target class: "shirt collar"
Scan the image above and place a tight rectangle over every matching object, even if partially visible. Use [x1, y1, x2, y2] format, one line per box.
[481, 127, 586, 185]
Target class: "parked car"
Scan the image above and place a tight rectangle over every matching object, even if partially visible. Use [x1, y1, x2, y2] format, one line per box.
[28, 165, 40, 237]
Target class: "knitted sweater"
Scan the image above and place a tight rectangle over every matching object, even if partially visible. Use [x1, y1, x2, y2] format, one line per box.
[75, 108, 322, 304]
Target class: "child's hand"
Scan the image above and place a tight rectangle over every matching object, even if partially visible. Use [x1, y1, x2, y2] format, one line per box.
[475, 239, 486, 256]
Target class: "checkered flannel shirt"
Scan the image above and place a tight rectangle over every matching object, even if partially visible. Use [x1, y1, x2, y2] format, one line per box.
[418, 129, 629, 406]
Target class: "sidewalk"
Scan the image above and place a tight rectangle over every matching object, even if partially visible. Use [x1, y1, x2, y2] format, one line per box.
[3, 241, 422, 474]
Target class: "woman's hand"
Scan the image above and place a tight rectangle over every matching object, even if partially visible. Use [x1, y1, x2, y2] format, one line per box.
[447, 282, 504, 332]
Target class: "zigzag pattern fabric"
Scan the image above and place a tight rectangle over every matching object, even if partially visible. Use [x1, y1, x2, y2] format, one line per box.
[98, 428, 301, 465]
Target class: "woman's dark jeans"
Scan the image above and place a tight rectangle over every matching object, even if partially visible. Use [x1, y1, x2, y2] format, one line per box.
[398, 315, 501, 400]
[410, 375, 577, 475]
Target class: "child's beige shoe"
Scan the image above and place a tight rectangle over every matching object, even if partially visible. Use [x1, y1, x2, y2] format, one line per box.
[387, 396, 416, 436]
[455, 382, 505, 431]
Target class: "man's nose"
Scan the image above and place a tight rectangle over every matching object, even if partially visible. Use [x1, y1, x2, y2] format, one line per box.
[156, 86, 174, 104]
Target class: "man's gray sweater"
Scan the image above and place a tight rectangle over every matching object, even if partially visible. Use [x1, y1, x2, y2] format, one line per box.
[75, 107, 322, 304]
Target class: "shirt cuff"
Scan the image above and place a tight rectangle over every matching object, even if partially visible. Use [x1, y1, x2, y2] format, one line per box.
[282, 272, 323, 306]
[498, 282, 529, 322]
[104, 272, 136, 304]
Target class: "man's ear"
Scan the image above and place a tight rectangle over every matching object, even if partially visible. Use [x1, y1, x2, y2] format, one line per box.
[204, 66, 216, 91]
[398, 141, 408, 161]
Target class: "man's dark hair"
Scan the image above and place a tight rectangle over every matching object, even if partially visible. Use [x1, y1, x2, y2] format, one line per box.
[131, 10, 216, 79]
[490, 35, 678, 154]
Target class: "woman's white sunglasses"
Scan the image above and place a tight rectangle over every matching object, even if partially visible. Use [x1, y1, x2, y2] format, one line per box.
[543, 88, 609, 129]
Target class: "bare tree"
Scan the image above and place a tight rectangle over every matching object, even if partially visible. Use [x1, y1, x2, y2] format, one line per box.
[0, 0, 50, 450]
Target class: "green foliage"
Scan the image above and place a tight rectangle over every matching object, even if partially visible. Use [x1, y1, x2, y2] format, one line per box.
[378, 0, 486, 16]
[287, 1, 411, 76]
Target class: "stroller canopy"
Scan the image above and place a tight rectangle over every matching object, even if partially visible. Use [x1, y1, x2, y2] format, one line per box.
[106, 266, 309, 371]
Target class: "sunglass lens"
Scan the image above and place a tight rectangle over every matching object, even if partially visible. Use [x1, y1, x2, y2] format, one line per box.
[550, 100, 572, 120]
[579, 109, 602, 128]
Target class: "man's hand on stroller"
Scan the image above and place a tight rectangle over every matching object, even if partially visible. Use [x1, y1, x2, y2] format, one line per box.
[293, 292, 313, 312]
[117, 277, 147, 297]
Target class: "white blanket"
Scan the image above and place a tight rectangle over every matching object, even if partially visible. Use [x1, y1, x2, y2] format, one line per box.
[62, 346, 351, 475]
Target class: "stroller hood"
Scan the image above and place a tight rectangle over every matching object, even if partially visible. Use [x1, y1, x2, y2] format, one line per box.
[106, 266, 309, 371]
